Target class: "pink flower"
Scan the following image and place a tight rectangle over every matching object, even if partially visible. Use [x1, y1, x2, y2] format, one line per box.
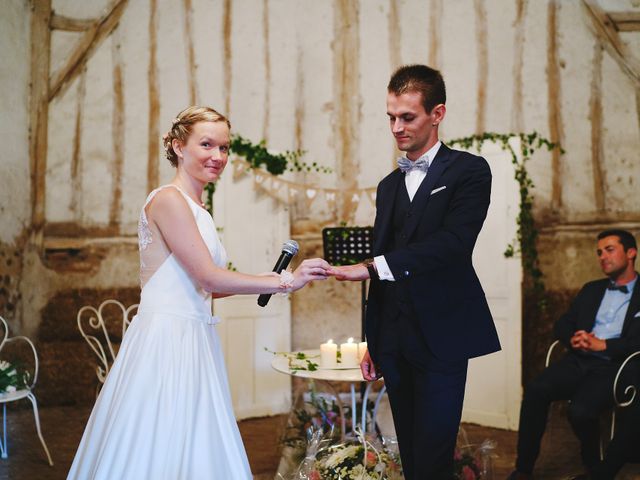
[462, 465, 476, 480]
[454, 449, 463, 461]
[309, 470, 321, 480]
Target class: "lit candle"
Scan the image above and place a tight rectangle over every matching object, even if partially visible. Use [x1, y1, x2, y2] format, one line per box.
[320, 339, 338, 368]
[340, 337, 359, 368]
[358, 341, 368, 362]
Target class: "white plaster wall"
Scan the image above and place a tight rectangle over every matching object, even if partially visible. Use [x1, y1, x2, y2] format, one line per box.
[0, 0, 31, 244]
[601, 53, 640, 210]
[557, 1, 599, 216]
[32, 0, 640, 234]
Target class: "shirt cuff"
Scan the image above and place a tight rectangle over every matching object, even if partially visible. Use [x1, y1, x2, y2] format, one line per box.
[374, 255, 395, 281]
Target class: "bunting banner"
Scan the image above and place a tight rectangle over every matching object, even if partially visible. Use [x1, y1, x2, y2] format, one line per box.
[231, 158, 377, 209]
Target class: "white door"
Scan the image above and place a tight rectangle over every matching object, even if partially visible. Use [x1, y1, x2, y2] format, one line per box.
[461, 140, 523, 430]
[213, 166, 292, 420]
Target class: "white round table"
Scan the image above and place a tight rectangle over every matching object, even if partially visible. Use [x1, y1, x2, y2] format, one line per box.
[271, 349, 386, 438]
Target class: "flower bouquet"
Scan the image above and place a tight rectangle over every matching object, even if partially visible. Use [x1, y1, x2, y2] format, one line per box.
[311, 438, 403, 480]
[454, 427, 497, 480]
[0, 360, 29, 394]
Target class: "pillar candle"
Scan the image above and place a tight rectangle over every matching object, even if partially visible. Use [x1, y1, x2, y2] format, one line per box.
[320, 339, 337, 368]
[358, 341, 368, 362]
[340, 337, 359, 368]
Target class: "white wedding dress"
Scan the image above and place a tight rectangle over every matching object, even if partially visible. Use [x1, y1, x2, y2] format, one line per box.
[68, 185, 252, 480]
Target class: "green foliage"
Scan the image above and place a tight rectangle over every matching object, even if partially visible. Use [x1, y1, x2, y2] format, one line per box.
[203, 134, 331, 212]
[265, 347, 319, 373]
[448, 131, 563, 308]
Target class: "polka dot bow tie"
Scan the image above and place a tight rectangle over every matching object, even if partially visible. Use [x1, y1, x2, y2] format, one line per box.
[397, 157, 429, 173]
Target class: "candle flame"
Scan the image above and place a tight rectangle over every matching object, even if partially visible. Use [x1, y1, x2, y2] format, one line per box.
[327, 339, 333, 344]
[347, 337, 353, 343]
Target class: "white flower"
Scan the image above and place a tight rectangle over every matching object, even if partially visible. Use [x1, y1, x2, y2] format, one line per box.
[0, 361, 9, 370]
[5, 386, 16, 393]
[324, 445, 360, 468]
[350, 464, 365, 479]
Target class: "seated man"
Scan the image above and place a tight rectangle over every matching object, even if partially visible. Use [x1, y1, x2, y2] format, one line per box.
[508, 229, 640, 479]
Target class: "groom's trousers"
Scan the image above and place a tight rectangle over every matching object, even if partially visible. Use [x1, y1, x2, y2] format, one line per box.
[377, 310, 468, 480]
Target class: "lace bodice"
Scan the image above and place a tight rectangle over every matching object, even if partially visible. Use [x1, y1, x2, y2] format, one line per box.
[137, 185, 227, 288]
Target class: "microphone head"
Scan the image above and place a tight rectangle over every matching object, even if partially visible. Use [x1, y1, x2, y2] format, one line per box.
[282, 239, 299, 256]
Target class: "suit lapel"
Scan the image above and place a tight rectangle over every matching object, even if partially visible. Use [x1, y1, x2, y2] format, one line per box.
[373, 170, 403, 255]
[402, 144, 453, 240]
[621, 273, 640, 336]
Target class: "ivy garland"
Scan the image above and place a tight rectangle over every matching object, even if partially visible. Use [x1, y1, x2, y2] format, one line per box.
[448, 131, 563, 307]
[204, 134, 331, 211]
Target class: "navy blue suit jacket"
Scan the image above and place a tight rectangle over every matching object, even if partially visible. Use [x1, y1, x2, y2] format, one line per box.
[366, 144, 501, 363]
[554, 275, 640, 361]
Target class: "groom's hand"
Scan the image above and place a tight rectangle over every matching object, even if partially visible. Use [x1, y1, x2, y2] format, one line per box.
[360, 349, 380, 381]
[327, 264, 369, 281]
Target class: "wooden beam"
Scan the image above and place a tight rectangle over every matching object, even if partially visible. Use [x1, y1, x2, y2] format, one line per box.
[547, 0, 564, 211]
[581, 0, 640, 86]
[262, 0, 271, 142]
[609, 11, 640, 32]
[29, 0, 52, 237]
[182, 0, 198, 104]
[147, 0, 160, 193]
[589, 42, 605, 212]
[474, 0, 488, 135]
[50, 13, 94, 32]
[48, 0, 128, 102]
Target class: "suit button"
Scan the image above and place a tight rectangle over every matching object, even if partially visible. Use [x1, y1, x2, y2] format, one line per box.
[404, 270, 410, 277]
[406, 212, 412, 217]
[400, 234, 406, 239]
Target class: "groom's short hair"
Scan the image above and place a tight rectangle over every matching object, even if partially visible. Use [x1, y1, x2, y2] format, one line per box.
[388, 64, 446, 113]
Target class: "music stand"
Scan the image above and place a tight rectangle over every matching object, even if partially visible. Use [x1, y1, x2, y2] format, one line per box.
[322, 226, 373, 342]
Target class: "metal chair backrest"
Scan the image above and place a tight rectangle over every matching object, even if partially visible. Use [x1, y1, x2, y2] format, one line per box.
[77, 300, 138, 385]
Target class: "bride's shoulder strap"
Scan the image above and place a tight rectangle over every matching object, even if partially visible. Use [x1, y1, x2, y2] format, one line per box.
[143, 184, 193, 210]
[141, 184, 191, 224]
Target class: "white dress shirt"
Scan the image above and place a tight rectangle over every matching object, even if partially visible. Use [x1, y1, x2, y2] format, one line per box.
[373, 141, 442, 282]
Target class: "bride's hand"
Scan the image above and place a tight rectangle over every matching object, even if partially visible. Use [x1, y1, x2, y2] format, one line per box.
[291, 258, 331, 291]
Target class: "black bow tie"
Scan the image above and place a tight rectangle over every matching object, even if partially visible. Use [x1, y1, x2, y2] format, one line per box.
[607, 283, 629, 293]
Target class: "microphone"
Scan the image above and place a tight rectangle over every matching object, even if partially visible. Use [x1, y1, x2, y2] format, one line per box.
[257, 240, 299, 307]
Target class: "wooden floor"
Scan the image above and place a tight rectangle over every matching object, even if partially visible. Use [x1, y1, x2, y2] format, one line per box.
[0, 403, 638, 479]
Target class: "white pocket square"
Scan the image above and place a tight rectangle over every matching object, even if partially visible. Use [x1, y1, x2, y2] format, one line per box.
[430, 186, 447, 195]
[635, 311, 640, 318]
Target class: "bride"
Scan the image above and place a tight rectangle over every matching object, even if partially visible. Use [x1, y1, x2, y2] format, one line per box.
[68, 106, 330, 479]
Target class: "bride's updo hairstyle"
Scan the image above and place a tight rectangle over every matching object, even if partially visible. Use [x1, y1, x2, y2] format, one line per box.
[162, 106, 231, 167]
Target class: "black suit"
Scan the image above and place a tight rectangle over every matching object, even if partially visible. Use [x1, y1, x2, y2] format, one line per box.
[515, 276, 640, 474]
[366, 144, 501, 479]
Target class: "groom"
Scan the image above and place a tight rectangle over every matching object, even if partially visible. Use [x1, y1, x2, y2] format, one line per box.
[329, 64, 501, 479]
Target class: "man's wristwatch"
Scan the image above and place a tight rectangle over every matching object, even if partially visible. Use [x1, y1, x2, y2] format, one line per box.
[363, 258, 377, 280]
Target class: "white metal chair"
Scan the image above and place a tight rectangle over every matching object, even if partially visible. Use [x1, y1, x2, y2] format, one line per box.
[0, 316, 53, 466]
[545, 340, 640, 453]
[77, 300, 138, 392]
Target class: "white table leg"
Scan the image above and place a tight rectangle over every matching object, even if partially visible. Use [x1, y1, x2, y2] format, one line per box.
[371, 384, 387, 433]
[350, 383, 357, 436]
